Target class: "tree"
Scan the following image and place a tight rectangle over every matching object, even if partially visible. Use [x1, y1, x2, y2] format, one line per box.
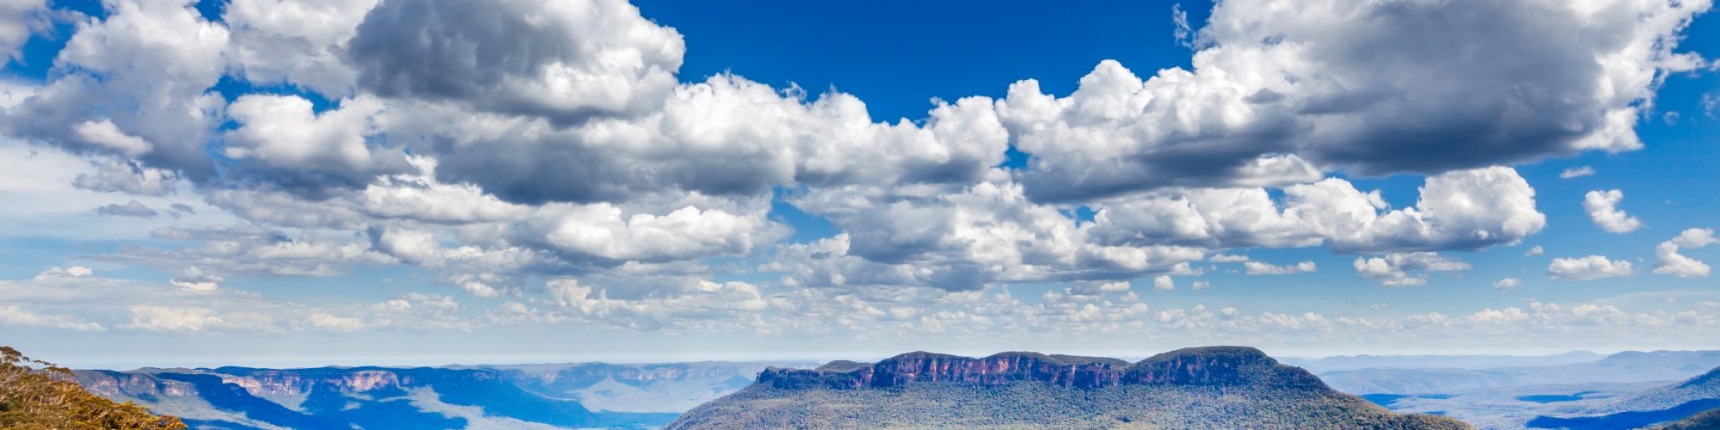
[0, 346, 186, 430]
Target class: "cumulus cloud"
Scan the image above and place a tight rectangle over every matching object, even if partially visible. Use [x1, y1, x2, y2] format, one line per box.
[72, 159, 179, 196]
[308, 313, 365, 332]
[1654, 228, 1717, 277]
[0, 305, 104, 331]
[170, 266, 222, 292]
[1526, 245, 1545, 257]
[1208, 254, 1249, 263]
[109, 226, 398, 278]
[1353, 252, 1471, 286]
[1090, 166, 1545, 253]
[1584, 189, 1642, 233]
[1, 265, 474, 335]
[224, 94, 410, 192]
[1560, 166, 1596, 179]
[95, 200, 159, 217]
[541, 278, 768, 330]
[32, 266, 93, 279]
[390, 74, 1008, 206]
[4, 0, 229, 178]
[120, 305, 233, 333]
[223, 0, 380, 96]
[1243, 260, 1317, 275]
[777, 177, 1210, 292]
[1070, 281, 1132, 296]
[0, 1, 47, 60]
[1494, 278, 1523, 290]
[348, 0, 683, 122]
[998, 0, 1707, 201]
[1548, 255, 1635, 280]
[0, 0, 1710, 343]
[1151, 275, 1175, 291]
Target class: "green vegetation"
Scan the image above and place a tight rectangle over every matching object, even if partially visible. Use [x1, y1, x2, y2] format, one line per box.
[0, 346, 186, 430]
[669, 382, 1470, 429]
[1654, 407, 1720, 430]
[670, 347, 1471, 430]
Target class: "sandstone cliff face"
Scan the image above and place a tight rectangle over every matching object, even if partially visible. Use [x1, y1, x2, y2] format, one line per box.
[868, 352, 1127, 388]
[76, 367, 429, 401]
[75, 370, 198, 398]
[215, 369, 403, 396]
[758, 346, 1328, 391]
[502, 362, 785, 392]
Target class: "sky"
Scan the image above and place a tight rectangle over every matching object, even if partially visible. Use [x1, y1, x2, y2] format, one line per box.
[1, 0, 1719, 370]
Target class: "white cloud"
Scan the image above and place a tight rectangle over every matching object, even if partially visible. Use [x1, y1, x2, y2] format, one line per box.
[348, 0, 684, 122]
[1494, 278, 1522, 290]
[996, 0, 1706, 202]
[0, 142, 229, 240]
[528, 203, 779, 263]
[1548, 255, 1635, 280]
[73, 159, 180, 196]
[0, 0, 47, 60]
[6, 0, 229, 177]
[72, 119, 153, 158]
[1152, 275, 1175, 291]
[1191, 280, 1211, 290]
[542, 278, 769, 330]
[1560, 166, 1596, 179]
[1070, 281, 1132, 296]
[94, 200, 158, 218]
[0, 305, 104, 331]
[1353, 252, 1471, 286]
[223, 0, 379, 96]
[1654, 228, 1717, 277]
[224, 94, 409, 188]
[1208, 254, 1249, 263]
[1091, 166, 1546, 253]
[1584, 189, 1642, 233]
[1243, 260, 1317, 275]
[360, 157, 530, 224]
[170, 266, 222, 292]
[1526, 245, 1545, 257]
[120, 305, 256, 333]
[111, 226, 398, 278]
[0, 265, 474, 335]
[0, 0, 1712, 349]
[33, 266, 93, 279]
[308, 313, 365, 332]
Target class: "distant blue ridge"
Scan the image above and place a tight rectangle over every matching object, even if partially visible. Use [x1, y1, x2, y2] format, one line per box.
[1527, 398, 1720, 430]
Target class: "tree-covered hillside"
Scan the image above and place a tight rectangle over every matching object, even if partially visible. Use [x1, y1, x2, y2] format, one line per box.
[669, 347, 1470, 430]
[0, 346, 185, 429]
[1654, 406, 1720, 430]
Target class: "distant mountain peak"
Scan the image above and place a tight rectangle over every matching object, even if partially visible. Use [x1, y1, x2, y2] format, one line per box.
[758, 346, 1326, 391]
[1678, 366, 1720, 389]
[675, 346, 1470, 430]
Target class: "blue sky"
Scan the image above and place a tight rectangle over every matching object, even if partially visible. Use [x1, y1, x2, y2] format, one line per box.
[1, 0, 1719, 369]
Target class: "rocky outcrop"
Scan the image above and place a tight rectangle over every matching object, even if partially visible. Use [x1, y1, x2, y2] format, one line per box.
[758, 346, 1325, 391]
[499, 362, 789, 395]
[73, 370, 198, 398]
[207, 367, 405, 396]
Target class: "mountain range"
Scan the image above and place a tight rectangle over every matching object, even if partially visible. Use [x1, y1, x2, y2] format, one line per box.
[1524, 365, 1720, 429]
[668, 346, 1471, 429]
[1282, 352, 1607, 374]
[74, 361, 810, 430]
[65, 347, 1720, 429]
[1321, 350, 1720, 395]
